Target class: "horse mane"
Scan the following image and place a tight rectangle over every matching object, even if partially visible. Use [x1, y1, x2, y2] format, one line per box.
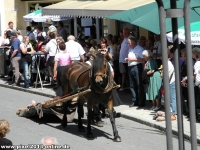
[93, 52, 106, 72]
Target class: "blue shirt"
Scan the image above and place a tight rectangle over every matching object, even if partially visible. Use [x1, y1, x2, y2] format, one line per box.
[10, 38, 21, 57]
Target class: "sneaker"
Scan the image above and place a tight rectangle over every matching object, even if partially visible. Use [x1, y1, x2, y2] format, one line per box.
[129, 102, 135, 107]
[119, 87, 125, 92]
[12, 83, 20, 86]
[153, 107, 161, 111]
[150, 106, 155, 110]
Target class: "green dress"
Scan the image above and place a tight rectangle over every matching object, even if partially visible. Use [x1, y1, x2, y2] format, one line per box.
[145, 59, 162, 100]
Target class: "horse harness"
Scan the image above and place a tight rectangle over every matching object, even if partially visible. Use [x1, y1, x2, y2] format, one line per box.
[90, 59, 113, 94]
[68, 61, 91, 94]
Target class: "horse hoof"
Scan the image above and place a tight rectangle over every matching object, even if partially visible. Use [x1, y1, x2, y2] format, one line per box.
[78, 127, 85, 132]
[87, 133, 94, 138]
[113, 136, 121, 142]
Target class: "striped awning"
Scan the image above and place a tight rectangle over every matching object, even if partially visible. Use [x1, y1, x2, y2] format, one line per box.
[42, 0, 155, 18]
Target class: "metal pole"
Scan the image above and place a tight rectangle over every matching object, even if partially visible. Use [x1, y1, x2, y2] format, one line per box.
[170, 1, 185, 150]
[96, 18, 100, 43]
[184, 0, 197, 149]
[156, 1, 173, 150]
[74, 17, 78, 38]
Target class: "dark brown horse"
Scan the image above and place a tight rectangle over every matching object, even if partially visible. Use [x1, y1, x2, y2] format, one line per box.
[60, 52, 121, 142]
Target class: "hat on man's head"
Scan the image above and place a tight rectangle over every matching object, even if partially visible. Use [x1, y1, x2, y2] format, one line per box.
[139, 36, 146, 41]
[86, 47, 96, 57]
[10, 31, 17, 37]
[45, 18, 53, 25]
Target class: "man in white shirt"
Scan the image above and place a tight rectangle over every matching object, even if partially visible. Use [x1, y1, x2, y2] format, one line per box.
[125, 37, 145, 108]
[119, 28, 130, 91]
[65, 35, 85, 62]
[43, 32, 58, 82]
[45, 18, 57, 32]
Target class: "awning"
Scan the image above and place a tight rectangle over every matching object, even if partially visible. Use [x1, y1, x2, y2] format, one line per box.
[42, 0, 155, 18]
[23, 9, 70, 22]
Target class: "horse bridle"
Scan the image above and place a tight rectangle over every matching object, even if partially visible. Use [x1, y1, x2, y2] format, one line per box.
[91, 60, 113, 94]
[94, 61, 108, 79]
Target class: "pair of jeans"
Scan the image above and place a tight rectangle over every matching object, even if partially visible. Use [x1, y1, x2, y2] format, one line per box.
[169, 81, 177, 114]
[128, 64, 145, 105]
[11, 57, 21, 84]
[21, 61, 31, 88]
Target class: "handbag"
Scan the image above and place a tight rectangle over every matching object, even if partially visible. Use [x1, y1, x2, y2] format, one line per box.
[142, 69, 150, 84]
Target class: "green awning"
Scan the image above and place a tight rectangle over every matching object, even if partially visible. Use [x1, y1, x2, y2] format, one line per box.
[106, 0, 200, 34]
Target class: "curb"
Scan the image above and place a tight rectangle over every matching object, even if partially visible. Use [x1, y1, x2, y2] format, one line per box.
[0, 83, 199, 144]
[120, 113, 200, 144]
[0, 83, 55, 98]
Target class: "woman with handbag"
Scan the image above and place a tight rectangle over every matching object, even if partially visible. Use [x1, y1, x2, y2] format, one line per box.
[142, 50, 162, 111]
[20, 36, 35, 88]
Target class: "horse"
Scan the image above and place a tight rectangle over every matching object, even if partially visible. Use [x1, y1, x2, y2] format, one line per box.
[60, 52, 121, 142]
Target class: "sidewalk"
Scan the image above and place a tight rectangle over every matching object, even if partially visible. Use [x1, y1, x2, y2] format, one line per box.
[0, 77, 200, 143]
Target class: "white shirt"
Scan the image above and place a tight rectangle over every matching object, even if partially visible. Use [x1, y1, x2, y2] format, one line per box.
[45, 39, 58, 56]
[128, 45, 144, 66]
[65, 40, 85, 60]
[35, 31, 47, 41]
[194, 61, 200, 86]
[119, 38, 129, 63]
[48, 25, 57, 31]
[3, 39, 10, 45]
[20, 42, 31, 49]
[17, 35, 23, 43]
[168, 60, 175, 84]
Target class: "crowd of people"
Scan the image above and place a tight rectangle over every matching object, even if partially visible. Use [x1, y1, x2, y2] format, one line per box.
[1, 20, 200, 123]
[1, 19, 200, 149]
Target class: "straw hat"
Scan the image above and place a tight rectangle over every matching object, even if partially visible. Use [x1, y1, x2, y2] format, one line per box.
[86, 47, 96, 57]
[45, 18, 53, 25]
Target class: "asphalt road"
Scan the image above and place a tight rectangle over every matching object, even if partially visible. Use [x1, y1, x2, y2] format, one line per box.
[0, 87, 199, 150]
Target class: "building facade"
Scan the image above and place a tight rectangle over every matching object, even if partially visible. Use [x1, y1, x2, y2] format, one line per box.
[0, 0, 63, 35]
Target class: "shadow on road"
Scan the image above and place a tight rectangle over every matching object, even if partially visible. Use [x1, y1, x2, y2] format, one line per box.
[28, 114, 114, 141]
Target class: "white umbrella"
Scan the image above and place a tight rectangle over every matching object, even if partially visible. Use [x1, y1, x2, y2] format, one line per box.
[166, 21, 200, 45]
[23, 9, 69, 22]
